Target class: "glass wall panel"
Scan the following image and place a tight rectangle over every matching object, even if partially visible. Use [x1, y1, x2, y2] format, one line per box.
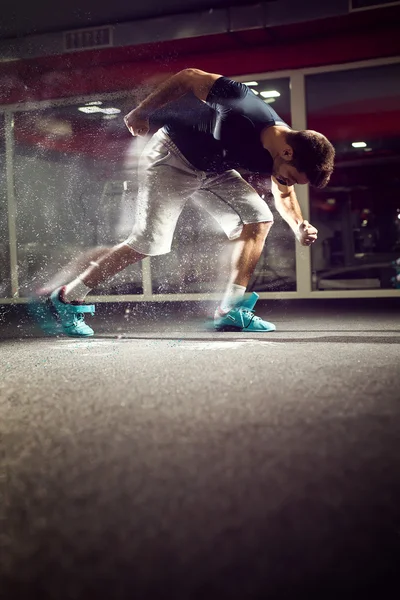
[307, 64, 400, 291]
[152, 77, 296, 294]
[0, 113, 10, 298]
[13, 97, 143, 297]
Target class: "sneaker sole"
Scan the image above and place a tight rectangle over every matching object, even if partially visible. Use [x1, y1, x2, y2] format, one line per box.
[214, 324, 243, 332]
[214, 324, 276, 332]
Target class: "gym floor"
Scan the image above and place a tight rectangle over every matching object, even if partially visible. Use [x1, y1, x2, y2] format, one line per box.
[1, 298, 400, 599]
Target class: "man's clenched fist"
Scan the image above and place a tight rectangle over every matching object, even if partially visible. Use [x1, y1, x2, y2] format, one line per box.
[298, 220, 318, 246]
[124, 108, 150, 137]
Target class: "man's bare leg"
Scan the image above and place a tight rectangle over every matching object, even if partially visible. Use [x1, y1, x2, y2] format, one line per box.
[62, 243, 146, 302]
[38, 246, 112, 295]
[78, 243, 146, 288]
[219, 221, 272, 311]
[30, 243, 146, 337]
[215, 221, 276, 331]
[230, 222, 272, 287]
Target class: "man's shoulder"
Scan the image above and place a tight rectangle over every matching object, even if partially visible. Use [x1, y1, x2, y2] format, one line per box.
[207, 77, 248, 102]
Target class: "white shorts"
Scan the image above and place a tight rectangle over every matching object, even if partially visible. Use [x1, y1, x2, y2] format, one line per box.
[124, 129, 274, 256]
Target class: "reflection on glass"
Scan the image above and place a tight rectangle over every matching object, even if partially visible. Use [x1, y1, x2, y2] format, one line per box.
[153, 77, 295, 294]
[307, 64, 400, 290]
[13, 99, 144, 296]
[0, 113, 11, 298]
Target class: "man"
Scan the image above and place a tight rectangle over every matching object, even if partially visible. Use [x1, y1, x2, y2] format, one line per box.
[37, 68, 335, 336]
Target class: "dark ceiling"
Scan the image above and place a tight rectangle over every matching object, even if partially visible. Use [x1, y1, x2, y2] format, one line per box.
[0, 0, 274, 40]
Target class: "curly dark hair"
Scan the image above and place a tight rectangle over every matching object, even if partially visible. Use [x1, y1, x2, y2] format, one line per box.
[285, 130, 335, 188]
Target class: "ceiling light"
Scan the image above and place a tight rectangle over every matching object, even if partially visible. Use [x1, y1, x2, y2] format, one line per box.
[78, 106, 102, 113]
[251, 89, 259, 95]
[85, 101, 103, 106]
[101, 107, 121, 115]
[243, 81, 258, 86]
[260, 90, 280, 98]
[264, 98, 276, 104]
[352, 141, 367, 148]
[78, 106, 121, 115]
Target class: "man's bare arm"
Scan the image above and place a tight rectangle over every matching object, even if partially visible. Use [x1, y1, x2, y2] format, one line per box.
[124, 68, 222, 136]
[271, 176, 318, 246]
[271, 176, 303, 231]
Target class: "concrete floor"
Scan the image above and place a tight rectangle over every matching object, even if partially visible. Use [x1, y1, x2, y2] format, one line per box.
[1, 298, 400, 599]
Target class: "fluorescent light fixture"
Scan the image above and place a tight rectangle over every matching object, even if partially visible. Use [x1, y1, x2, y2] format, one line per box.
[78, 106, 102, 113]
[78, 106, 121, 115]
[264, 98, 276, 104]
[251, 89, 259, 95]
[260, 90, 281, 98]
[352, 141, 367, 148]
[85, 101, 103, 106]
[243, 81, 258, 86]
[101, 107, 121, 115]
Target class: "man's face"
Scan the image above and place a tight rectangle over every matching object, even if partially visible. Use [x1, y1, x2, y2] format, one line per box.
[273, 156, 309, 187]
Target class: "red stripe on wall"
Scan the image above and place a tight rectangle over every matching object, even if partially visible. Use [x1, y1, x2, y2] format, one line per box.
[1, 25, 400, 105]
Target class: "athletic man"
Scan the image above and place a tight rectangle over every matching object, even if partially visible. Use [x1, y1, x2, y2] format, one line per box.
[35, 68, 335, 335]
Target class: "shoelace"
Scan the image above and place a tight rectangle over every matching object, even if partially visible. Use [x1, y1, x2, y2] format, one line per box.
[73, 313, 85, 325]
[240, 308, 263, 325]
[241, 308, 260, 320]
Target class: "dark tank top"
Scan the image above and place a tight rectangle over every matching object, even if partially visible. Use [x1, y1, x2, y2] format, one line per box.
[149, 77, 289, 174]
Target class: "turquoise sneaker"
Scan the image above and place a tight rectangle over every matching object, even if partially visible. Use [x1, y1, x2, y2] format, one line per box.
[214, 292, 276, 332]
[49, 287, 95, 337]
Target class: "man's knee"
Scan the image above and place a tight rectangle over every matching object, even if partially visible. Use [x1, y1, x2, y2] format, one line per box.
[242, 221, 273, 240]
[117, 242, 148, 265]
